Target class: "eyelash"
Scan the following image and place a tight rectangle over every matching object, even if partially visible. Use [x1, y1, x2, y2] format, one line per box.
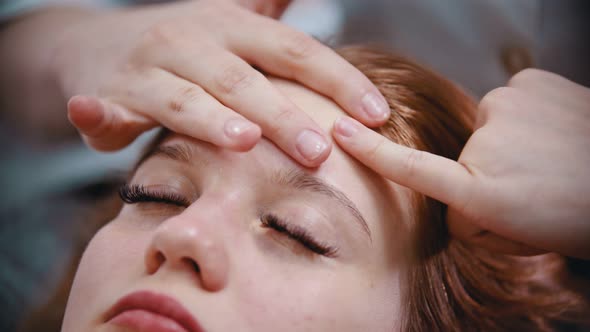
[119, 184, 191, 207]
[260, 213, 338, 258]
[119, 183, 338, 258]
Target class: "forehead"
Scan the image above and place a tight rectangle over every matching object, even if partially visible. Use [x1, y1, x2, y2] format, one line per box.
[270, 77, 344, 133]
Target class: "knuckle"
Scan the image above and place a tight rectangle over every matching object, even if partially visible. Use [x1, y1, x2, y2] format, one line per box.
[273, 103, 297, 123]
[403, 149, 426, 178]
[366, 137, 387, 164]
[215, 64, 255, 96]
[478, 86, 514, 114]
[168, 86, 203, 113]
[507, 68, 546, 88]
[141, 22, 178, 48]
[281, 30, 321, 60]
[263, 118, 282, 138]
[264, 104, 298, 137]
[263, 123, 280, 138]
[133, 22, 182, 65]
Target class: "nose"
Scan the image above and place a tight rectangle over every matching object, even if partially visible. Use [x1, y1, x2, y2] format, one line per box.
[144, 205, 229, 292]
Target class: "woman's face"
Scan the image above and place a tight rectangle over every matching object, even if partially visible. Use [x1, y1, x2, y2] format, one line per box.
[62, 78, 413, 332]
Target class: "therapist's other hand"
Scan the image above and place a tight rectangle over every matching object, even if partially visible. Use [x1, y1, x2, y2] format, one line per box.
[57, 0, 389, 167]
[333, 69, 590, 259]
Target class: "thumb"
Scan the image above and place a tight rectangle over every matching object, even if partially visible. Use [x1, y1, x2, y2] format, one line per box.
[332, 116, 473, 209]
[232, 0, 292, 18]
[67, 95, 155, 151]
[447, 207, 548, 256]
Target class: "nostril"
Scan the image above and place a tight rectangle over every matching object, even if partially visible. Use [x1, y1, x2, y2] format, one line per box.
[146, 251, 167, 274]
[182, 257, 200, 273]
[156, 252, 166, 265]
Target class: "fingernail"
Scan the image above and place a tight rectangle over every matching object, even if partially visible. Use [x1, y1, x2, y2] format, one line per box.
[334, 117, 359, 137]
[296, 129, 328, 162]
[362, 91, 390, 121]
[224, 118, 255, 139]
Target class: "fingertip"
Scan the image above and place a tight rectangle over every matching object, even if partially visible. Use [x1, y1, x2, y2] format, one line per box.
[359, 91, 391, 126]
[228, 124, 262, 152]
[340, 90, 391, 128]
[299, 144, 332, 168]
[223, 118, 262, 151]
[67, 95, 105, 131]
[295, 129, 332, 167]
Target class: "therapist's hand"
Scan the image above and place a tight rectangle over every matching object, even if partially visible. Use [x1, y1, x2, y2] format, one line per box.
[57, 0, 389, 167]
[333, 69, 590, 259]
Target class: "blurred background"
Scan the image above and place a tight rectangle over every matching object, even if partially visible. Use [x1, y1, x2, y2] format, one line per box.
[1, 0, 589, 330]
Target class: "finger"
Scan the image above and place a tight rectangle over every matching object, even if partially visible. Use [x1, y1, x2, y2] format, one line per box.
[447, 208, 548, 256]
[332, 116, 473, 206]
[67, 95, 154, 151]
[232, 0, 292, 18]
[228, 16, 390, 126]
[109, 69, 262, 152]
[154, 47, 331, 167]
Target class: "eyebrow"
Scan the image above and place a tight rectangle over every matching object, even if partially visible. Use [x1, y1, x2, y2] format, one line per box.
[148, 143, 192, 163]
[141, 143, 372, 241]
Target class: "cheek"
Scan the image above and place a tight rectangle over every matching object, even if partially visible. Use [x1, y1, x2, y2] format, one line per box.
[63, 221, 146, 330]
[232, 258, 401, 332]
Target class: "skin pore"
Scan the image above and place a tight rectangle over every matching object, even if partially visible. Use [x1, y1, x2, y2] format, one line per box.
[61, 78, 413, 332]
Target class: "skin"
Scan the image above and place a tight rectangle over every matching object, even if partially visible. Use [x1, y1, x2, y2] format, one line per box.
[334, 69, 590, 259]
[0, 0, 389, 165]
[62, 78, 411, 332]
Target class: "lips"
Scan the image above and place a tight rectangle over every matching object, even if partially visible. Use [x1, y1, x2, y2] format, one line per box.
[104, 290, 204, 332]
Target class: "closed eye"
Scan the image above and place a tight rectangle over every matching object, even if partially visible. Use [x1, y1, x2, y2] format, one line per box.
[260, 213, 338, 258]
[119, 183, 191, 207]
